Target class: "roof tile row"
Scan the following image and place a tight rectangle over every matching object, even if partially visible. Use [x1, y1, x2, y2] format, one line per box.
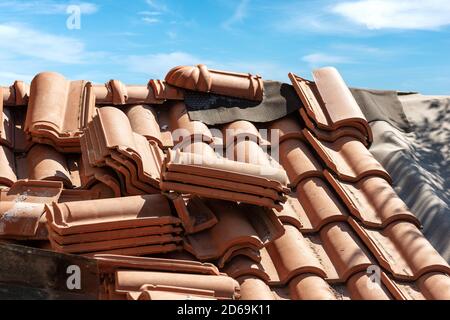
[0, 65, 449, 300]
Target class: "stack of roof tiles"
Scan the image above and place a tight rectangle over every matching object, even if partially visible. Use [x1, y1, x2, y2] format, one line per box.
[0, 64, 449, 300]
[45, 195, 183, 256]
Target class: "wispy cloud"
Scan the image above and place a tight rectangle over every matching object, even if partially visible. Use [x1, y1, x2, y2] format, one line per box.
[302, 53, 351, 66]
[0, 1, 98, 15]
[145, 0, 168, 13]
[139, 0, 172, 24]
[332, 0, 450, 30]
[223, 0, 250, 29]
[0, 23, 87, 64]
[141, 17, 159, 24]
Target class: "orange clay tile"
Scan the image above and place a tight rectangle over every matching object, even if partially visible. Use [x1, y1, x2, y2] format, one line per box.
[79, 146, 121, 198]
[237, 276, 277, 300]
[221, 120, 270, 147]
[0, 145, 16, 186]
[82, 107, 164, 190]
[124, 104, 173, 148]
[114, 270, 240, 300]
[325, 171, 421, 228]
[279, 138, 322, 187]
[380, 272, 450, 300]
[217, 246, 261, 269]
[169, 101, 213, 144]
[1, 81, 30, 106]
[349, 218, 450, 281]
[295, 177, 349, 232]
[1, 180, 63, 204]
[273, 192, 308, 231]
[104, 157, 149, 195]
[164, 148, 289, 191]
[319, 222, 374, 282]
[0, 102, 14, 148]
[24, 144, 73, 187]
[289, 67, 372, 143]
[126, 285, 215, 301]
[83, 243, 182, 257]
[184, 200, 272, 261]
[45, 194, 179, 235]
[25, 72, 95, 152]
[345, 271, 392, 300]
[416, 273, 450, 300]
[96, 108, 164, 182]
[289, 273, 340, 300]
[94, 254, 221, 275]
[228, 139, 277, 167]
[304, 129, 391, 182]
[267, 113, 305, 143]
[92, 80, 183, 105]
[161, 181, 284, 211]
[58, 189, 101, 203]
[163, 171, 285, 202]
[265, 224, 328, 281]
[170, 195, 218, 234]
[49, 224, 182, 245]
[49, 233, 182, 254]
[166, 64, 263, 101]
[127, 285, 217, 300]
[0, 201, 45, 238]
[12, 106, 30, 153]
[299, 108, 369, 146]
[225, 223, 351, 286]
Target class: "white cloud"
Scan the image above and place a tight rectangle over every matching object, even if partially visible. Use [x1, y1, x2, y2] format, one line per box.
[223, 0, 250, 29]
[145, 0, 168, 12]
[0, 23, 86, 64]
[142, 17, 159, 24]
[0, 1, 98, 15]
[302, 53, 351, 66]
[332, 0, 450, 30]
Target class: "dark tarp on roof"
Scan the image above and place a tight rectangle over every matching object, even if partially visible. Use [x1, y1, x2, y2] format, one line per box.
[185, 81, 302, 125]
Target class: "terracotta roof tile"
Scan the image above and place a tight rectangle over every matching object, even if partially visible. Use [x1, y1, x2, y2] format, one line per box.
[299, 108, 369, 147]
[267, 113, 305, 143]
[304, 129, 391, 182]
[94, 254, 239, 300]
[350, 218, 450, 280]
[124, 104, 173, 148]
[169, 102, 214, 144]
[115, 270, 239, 300]
[184, 199, 282, 261]
[45, 194, 179, 235]
[24, 144, 73, 187]
[0, 201, 46, 238]
[25, 72, 95, 152]
[170, 195, 218, 234]
[326, 171, 420, 228]
[92, 80, 183, 106]
[1, 81, 30, 106]
[166, 64, 263, 101]
[279, 138, 323, 188]
[222, 120, 270, 147]
[0, 145, 16, 186]
[289, 67, 372, 144]
[1, 180, 63, 203]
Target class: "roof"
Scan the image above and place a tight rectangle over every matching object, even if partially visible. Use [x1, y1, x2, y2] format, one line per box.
[0, 64, 449, 300]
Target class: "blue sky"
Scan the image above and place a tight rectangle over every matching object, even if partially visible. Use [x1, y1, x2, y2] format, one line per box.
[0, 0, 449, 94]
